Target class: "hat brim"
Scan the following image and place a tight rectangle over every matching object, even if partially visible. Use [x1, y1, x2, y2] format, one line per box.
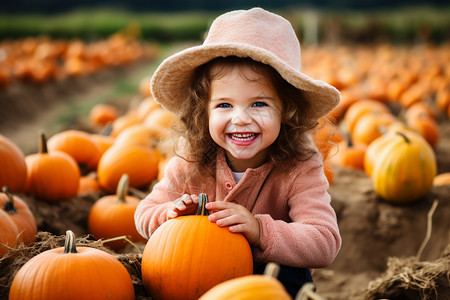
[150, 43, 340, 119]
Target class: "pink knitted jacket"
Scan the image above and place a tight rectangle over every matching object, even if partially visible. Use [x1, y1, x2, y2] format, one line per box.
[135, 148, 341, 269]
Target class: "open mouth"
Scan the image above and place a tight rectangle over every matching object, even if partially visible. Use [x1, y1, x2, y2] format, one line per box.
[228, 132, 259, 141]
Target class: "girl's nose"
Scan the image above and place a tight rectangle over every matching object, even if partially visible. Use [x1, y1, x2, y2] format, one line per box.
[231, 107, 252, 125]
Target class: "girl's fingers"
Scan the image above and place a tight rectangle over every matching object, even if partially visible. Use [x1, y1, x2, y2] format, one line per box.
[167, 210, 178, 219]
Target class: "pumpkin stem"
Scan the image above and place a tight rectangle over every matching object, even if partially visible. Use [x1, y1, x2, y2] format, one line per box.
[396, 131, 411, 144]
[63, 230, 78, 254]
[263, 262, 280, 278]
[100, 124, 113, 136]
[116, 174, 129, 203]
[196, 193, 209, 216]
[38, 130, 48, 154]
[2, 186, 18, 214]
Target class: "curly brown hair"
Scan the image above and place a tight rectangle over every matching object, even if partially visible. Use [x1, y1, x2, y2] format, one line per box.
[172, 56, 320, 175]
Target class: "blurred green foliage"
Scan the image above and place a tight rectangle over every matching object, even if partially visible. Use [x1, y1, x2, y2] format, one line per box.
[0, 7, 449, 43]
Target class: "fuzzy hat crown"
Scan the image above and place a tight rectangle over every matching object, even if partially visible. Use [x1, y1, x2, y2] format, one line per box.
[204, 8, 301, 71]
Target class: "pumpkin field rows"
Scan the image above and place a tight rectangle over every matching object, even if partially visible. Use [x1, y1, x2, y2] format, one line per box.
[1, 40, 450, 299]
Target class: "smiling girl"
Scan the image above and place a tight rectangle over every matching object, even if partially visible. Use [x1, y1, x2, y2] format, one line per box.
[135, 8, 342, 297]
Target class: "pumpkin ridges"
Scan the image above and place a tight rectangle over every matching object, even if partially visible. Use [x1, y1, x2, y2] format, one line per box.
[142, 193, 253, 300]
[97, 144, 159, 193]
[25, 132, 80, 202]
[9, 230, 135, 300]
[0, 135, 28, 193]
[1, 186, 37, 245]
[0, 209, 19, 257]
[371, 131, 437, 203]
[88, 174, 147, 250]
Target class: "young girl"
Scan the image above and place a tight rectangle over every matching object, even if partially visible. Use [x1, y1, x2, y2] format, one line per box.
[135, 7, 341, 297]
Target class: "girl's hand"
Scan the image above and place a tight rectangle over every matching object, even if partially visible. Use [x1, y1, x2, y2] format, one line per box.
[205, 201, 260, 246]
[166, 194, 199, 220]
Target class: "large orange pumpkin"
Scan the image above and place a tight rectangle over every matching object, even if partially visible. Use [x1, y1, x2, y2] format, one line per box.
[97, 143, 159, 193]
[1, 186, 37, 245]
[0, 209, 19, 257]
[25, 132, 80, 202]
[0, 135, 27, 193]
[88, 174, 147, 251]
[8, 230, 135, 300]
[371, 131, 437, 203]
[141, 193, 253, 300]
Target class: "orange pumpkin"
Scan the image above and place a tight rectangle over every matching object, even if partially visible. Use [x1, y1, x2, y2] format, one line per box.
[47, 130, 102, 173]
[25, 132, 80, 202]
[110, 111, 141, 138]
[351, 112, 397, 145]
[114, 124, 162, 148]
[141, 193, 253, 300]
[88, 174, 147, 251]
[405, 110, 439, 148]
[1, 186, 37, 245]
[77, 174, 101, 196]
[90, 133, 115, 156]
[344, 99, 390, 135]
[0, 209, 19, 257]
[371, 131, 437, 203]
[199, 263, 290, 300]
[8, 230, 135, 300]
[0, 135, 27, 193]
[329, 136, 367, 171]
[97, 144, 160, 193]
[89, 103, 119, 127]
[136, 96, 161, 122]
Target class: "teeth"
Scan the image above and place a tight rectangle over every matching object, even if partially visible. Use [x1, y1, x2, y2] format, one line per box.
[230, 133, 256, 141]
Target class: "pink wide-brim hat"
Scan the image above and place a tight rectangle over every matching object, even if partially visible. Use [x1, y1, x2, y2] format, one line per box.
[150, 7, 340, 119]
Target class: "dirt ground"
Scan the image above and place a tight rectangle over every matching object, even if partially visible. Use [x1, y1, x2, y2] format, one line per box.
[1, 62, 450, 299]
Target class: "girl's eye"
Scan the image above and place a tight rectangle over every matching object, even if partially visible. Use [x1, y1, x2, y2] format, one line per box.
[252, 101, 267, 107]
[217, 103, 232, 108]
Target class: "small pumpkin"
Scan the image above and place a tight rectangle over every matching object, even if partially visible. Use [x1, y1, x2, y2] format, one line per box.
[0, 135, 27, 193]
[371, 131, 437, 203]
[25, 132, 80, 202]
[141, 193, 253, 300]
[47, 130, 102, 173]
[88, 174, 147, 251]
[0, 209, 19, 257]
[328, 135, 367, 171]
[199, 262, 290, 300]
[8, 230, 135, 300]
[77, 173, 101, 196]
[1, 186, 37, 245]
[89, 103, 119, 127]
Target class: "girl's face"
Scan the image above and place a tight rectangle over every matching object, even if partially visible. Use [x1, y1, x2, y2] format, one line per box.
[208, 65, 282, 172]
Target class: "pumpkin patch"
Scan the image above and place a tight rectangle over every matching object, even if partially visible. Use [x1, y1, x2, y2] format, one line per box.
[0, 37, 449, 300]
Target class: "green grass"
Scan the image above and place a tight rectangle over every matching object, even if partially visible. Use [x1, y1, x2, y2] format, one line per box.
[1, 6, 449, 43]
[0, 9, 215, 41]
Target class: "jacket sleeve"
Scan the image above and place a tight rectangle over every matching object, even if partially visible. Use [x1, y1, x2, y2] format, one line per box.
[134, 156, 190, 239]
[253, 155, 341, 269]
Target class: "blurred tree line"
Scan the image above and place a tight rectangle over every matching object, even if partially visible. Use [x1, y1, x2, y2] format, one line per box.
[1, 0, 448, 13]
